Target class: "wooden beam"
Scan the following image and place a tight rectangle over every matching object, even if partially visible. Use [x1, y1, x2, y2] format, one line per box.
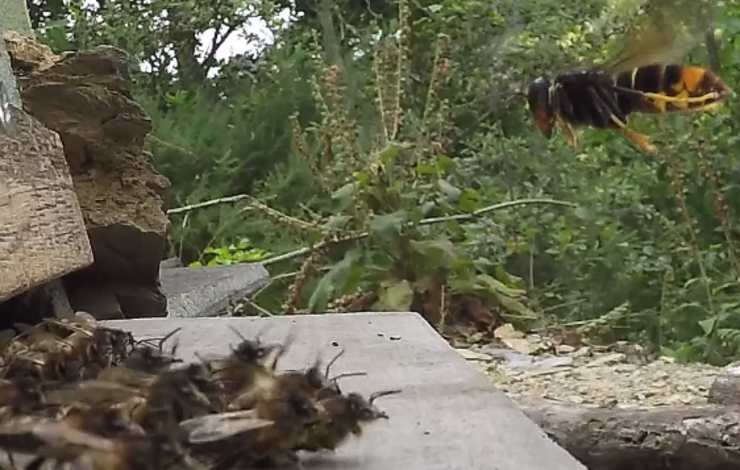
[0, 31, 92, 303]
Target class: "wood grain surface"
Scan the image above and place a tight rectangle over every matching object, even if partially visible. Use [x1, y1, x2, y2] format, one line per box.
[105, 312, 586, 470]
[0, 106, 92, 302]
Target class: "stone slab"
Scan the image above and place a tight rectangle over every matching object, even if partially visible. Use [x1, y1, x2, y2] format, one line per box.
[105, 312, 586, 470]
[159, 263, 269, 318]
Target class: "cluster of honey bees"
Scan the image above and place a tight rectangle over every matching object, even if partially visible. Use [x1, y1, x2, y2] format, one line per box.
[0, 313, 399, 470]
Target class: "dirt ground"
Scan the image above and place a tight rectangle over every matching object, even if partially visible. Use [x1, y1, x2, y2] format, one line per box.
[454, 324, 722, 406]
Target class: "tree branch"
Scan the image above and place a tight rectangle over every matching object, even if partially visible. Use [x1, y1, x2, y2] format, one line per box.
[259, 198, 578, 266]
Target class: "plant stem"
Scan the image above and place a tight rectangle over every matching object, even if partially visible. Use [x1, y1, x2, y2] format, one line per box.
[261, 198, 577, 266]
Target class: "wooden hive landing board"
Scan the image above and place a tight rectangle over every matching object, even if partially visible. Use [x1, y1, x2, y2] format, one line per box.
[105, 312, 586, 470]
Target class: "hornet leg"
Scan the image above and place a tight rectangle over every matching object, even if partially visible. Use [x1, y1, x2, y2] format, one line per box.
[589, 87, 656, 153]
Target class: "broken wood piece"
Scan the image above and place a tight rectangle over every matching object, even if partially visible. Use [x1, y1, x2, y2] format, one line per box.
[515, 397, 740, 470]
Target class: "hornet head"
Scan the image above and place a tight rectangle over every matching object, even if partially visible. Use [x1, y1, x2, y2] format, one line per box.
[526, 76, 555, 139]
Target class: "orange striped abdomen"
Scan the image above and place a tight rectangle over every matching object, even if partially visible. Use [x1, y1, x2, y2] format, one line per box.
[613, 64, 733, 114]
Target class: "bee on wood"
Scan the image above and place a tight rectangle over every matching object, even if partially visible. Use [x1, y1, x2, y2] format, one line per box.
[526, 0, 733, 152]
[296, 389, 401, 453]
[203, 327, 293, 408]
[0, 378, 46, 421]
[0, 320, 397, 470]
[179, 409, 274, 445]
[267, 349, 367, 404]
[1, 350, 83, 383]
[0, 417, 199, 470]
[46, 317, 135, 369]
[46, 363, 223, 435]
[186, 389, 320, 470]
[0, 316, 135, 382]
[137, 363, 223, 432]
[60, 405, 144, 439]
[122, 328, 183, 375]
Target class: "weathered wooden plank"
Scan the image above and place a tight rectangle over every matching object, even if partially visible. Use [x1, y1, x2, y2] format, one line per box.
[0, 100, 93, 303]
[105, 312, 586, 470]
[160, 263, 270, 317]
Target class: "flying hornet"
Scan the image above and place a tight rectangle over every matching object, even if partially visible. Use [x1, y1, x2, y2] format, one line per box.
[526, 0, 734, 152]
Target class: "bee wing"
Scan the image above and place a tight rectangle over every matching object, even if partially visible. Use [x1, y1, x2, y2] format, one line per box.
[96, 365, 155, 385]
[44, 318, 94, 337]
[604, 0, 708, 73]
[44, 380, 141, 406]
[0, 418, 115, 455]
[73, 311, 98, 324]
[180, 410, 273, 444]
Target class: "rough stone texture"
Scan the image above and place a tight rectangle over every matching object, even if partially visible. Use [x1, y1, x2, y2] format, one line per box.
[161, 263, 270, 317]
[708, 364, 740, 405]
[0, 92, 93, 303]
[4, 31, 171, 318]
[104, 312, 587, 470]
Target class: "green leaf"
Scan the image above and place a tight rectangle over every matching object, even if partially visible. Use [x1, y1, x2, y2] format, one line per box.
[698, 317, 718, 336]
[377, 142, 412, 165]
[325, 215, 352, 230]
[370, 210, 408, 239]
[332, 182, 357, 201]
[420, 201, 436, 215]
[476, 274, 525, 297]
[496, 294, 535, 317]
[573, 206, 591, 220]
[457, 188, 482, 212]
[410, 238, 458, 265]
[332, 182, 358, 211]
[308, 249, 363, 313]
[378, 279, 414, 311]
[416, 164, 438, 176]
[435, 155, 456, 173]
[494, 266, 524, 289]
[438, 179, 462, 201]
[473, 257, 496, 271]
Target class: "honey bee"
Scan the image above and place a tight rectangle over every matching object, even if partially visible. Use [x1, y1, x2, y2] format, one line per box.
[296, 389, 401, 452]
[0, 319, 397, 470]
[203, 327, 292, 408]
[189, 389, 320, 470]
[137, 363, 223, 432]
[268, 349, 367, 404]
[0, 317, 135, 382]
[179, 409, 273, 445]
[46, 363, 223, 435]
[0, 416, 199, 470]
[0, 378, 46, 420]
[123, 328, 183, 375]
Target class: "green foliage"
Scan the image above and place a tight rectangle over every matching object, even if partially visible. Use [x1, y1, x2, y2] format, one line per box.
[31, 0, 740, 364]
[253, 11, 543, 330]
[189, 238, 272, 267]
